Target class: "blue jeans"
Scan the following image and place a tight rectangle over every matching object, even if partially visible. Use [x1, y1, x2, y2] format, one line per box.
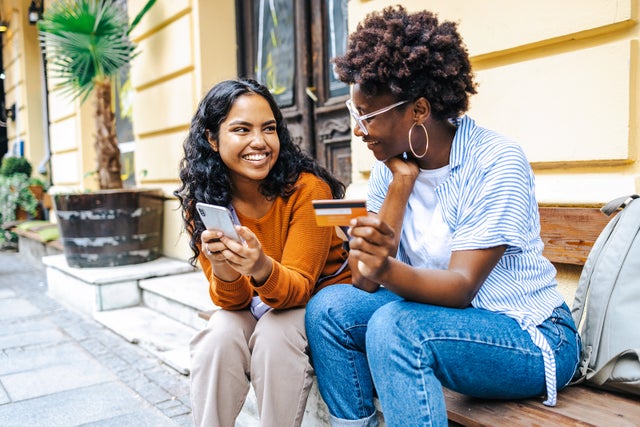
[305, 285, 581, 427]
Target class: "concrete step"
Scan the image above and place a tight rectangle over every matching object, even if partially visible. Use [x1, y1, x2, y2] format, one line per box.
[140, 271, 216, 330]
[93, 306, 196, 375]
[43, 254, 197, 315]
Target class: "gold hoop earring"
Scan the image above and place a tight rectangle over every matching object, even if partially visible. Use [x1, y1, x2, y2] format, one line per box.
[408, 123, 429, 159]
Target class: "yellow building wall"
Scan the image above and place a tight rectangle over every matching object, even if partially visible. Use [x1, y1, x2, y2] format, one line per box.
[348, 0, 639, 205]
[127, 0, 239, 260]
[1, 0, 238, 262]
[346, 0, 640, 300]
[0, 0, 47, 181]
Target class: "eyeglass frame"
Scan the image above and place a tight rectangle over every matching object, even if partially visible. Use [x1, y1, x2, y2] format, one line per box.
[345, 99, 409, 135]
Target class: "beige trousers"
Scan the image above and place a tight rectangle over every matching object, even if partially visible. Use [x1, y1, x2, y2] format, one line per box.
[189, 307, 314, 427]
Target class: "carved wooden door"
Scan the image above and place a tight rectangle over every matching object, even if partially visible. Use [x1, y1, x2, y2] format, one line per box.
[237, 0, 352, 187]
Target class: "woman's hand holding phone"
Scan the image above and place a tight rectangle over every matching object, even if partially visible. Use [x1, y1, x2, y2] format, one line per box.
[196, 202, 243, 242]
[197, 202, 272, 284]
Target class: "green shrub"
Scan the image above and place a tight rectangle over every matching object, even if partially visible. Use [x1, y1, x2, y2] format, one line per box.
[0, 157, 33, 177]
[0, 173, 39, 247]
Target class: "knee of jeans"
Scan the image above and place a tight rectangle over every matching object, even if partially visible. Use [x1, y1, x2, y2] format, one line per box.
[306, 285, 347, 329]
[366, 303, 398, 351]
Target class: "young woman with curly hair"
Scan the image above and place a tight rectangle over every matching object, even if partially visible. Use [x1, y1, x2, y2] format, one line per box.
[305, 6, 581, 426]
[175, 78, 351, 427]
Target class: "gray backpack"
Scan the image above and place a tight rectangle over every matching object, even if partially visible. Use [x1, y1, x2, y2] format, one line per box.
[571, 194, 640, 395]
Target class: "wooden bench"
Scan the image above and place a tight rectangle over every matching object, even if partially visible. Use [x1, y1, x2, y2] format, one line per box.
[538, 206, 613, 265]
[445, 206, 640, 426]
[6, 220, 64, 267]
[444, 386, 640, 426]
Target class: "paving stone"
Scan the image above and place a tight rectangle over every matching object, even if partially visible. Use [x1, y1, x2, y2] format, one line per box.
[78, 409, 178, 427]
[0, 298, 40, 320]
[0, 342, 90, 376]
[173, 413, 194, 427]
[162, 402, 192, 418]
[0, 327, 68, 350]
[0, 318, 57, 337]
[134, 380, 173, 405]
[0, 289, 15, 299]
[0, 382, 164, 427]
[0, 383, 9, 405]
[0, 252, 194, 426]
[2, 357, 116, 401]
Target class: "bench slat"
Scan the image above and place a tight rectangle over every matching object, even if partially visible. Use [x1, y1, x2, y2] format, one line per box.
[445, 385, 640, 427]
[539, 207, 612, 265]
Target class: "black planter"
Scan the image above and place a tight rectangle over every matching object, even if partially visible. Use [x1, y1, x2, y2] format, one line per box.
[53, 188, 164, 268]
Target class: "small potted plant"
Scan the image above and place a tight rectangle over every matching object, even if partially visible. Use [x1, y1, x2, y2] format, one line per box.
[0, 157, 42, 248]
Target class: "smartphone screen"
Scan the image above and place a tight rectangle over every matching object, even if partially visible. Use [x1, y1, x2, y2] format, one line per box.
[196, 202, 242, 242]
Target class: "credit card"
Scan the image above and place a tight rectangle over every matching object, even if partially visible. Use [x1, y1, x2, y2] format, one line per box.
[312, 199, 367, 226]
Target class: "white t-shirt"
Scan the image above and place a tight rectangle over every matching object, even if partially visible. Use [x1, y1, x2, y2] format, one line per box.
[401, 165, 452, 270]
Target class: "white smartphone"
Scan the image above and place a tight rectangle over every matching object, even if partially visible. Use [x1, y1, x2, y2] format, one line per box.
[196, 202, 242, 242]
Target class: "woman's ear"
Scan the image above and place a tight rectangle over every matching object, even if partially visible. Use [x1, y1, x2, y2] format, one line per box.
[413, 97, 431, 123]
[206, 130, 219, 152]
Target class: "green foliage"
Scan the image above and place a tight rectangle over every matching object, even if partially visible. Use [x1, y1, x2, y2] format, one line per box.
[37, 0, 157, 102]
[28, 176, 49, 190]
[0, 157, 33, 177]
[0, 174, 40, 245]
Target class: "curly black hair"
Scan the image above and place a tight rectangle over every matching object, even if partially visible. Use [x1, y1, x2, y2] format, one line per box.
[174, 78, 345, 266]
[333, 5, 477, 121]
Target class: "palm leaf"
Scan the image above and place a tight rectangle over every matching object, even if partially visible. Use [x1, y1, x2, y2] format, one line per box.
[37, 0, 141, 101]
[128, 0, 157, 35]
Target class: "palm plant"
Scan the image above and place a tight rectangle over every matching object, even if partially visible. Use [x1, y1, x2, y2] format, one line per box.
[37, 0, 156, 190]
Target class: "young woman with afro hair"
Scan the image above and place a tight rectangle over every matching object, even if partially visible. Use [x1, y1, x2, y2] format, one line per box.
[305, 6, 581, 426]
[175, 78, 351, 426]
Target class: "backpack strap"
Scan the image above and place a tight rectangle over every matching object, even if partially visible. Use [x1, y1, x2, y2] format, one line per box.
[600, 194, 639, 216]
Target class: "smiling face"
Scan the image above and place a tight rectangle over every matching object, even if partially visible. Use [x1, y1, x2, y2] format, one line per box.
[209, 93, 280, 185]
[351, 84, 413, 161]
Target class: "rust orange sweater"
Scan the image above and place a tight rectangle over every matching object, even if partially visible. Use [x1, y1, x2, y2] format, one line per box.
[198, 173, 351, 310]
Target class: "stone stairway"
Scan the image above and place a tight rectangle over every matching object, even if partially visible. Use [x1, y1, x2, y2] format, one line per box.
[42, 254, 346, 426]
[42, 254, 213, 376]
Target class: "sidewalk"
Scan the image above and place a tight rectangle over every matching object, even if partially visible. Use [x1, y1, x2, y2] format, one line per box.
[0, 251, 193, 427]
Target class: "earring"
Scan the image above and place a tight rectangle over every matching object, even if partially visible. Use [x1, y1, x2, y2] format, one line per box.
[408, 123, 429, 159]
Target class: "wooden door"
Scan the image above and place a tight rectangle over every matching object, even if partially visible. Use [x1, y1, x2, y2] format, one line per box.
[237, 0, 352, 187]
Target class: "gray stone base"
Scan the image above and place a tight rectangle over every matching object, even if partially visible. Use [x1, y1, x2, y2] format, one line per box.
[18, 235, 63, 270]
[43, 254, 196, 315]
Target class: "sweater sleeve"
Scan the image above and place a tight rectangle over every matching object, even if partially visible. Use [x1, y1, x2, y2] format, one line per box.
[198, 250, 253, 310]
[198, 173, 336, 311]
[255, 174, 335, 309]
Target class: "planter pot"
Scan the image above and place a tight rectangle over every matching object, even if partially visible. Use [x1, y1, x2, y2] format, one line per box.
[14, 185, 45, 221]
[53, 188, 164, 268]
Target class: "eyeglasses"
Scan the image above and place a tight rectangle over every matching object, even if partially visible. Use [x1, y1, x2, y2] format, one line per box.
[345, 99, 408, 135]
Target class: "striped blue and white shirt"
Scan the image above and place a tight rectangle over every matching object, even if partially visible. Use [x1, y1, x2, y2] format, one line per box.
[368, 115, 565, 406]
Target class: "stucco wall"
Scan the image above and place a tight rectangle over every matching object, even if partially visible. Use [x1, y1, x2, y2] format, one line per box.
[347, 0, 640, 206]
[1, 0, 47, 179]
[345, 0, 639, 300]
[127, 0, 239, 259]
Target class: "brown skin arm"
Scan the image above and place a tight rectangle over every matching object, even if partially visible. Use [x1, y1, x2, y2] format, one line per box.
[349, 215, 506, 307]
